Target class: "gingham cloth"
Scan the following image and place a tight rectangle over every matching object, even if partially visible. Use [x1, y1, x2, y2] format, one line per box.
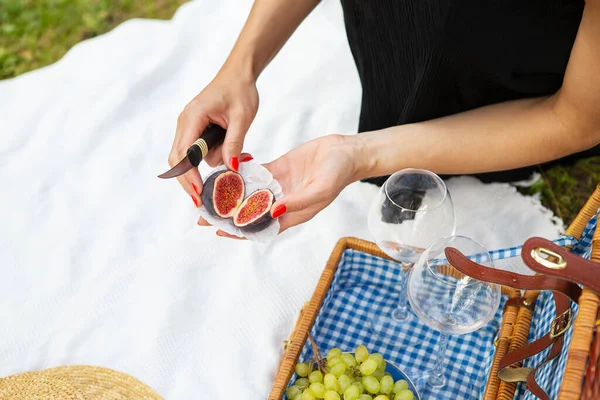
[285, 209, 599, 400]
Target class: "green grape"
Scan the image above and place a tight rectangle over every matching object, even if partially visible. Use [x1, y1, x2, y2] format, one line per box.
[296, 363, 310, 377]
[359, 359, 378, 376]
[380, 376, 394, 394]
[338, 375, 352, 393]
[392, 380, 408, 394]
[351, 382, 365, 395]
[368, 354, 385, 369]
[310, 382, 327, 398]
[327, 348, 343, 361]
[393, 390, 414, 400]
[376, 360, 387, 373]
[330, 362, 347, 377]
[371, 369, 385, 380]
[373, 396, 390, 400]
[347, 375, 356, 384]
[325, 391, 341, 400]
[355, 345, 369, 364]
[358, 395, 373, 400]
[287, 385, 303, 399]
[324, 373, 340, 392]
[343, 384, 360, 400]
[328, 356, 343, 367]
[341, 353, 357, 368]
[309, 371, 324, 384]
[361, 376, 381, 394]
[302, 389, 316, 400]
[295, 378, 310, 389]
[293, 394, 303, 400]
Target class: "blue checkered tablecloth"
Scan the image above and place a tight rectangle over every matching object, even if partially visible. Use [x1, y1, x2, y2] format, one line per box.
[284, 209, 598, 400]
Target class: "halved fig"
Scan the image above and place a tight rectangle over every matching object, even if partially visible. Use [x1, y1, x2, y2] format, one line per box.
[233, 189, 276, 233]
[201, 170, 245, 218]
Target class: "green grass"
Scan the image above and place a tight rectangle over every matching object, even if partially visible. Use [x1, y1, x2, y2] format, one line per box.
[521, 158, 600, 227]
[0, 0, 188, 80]
[1, 0, 598, 226]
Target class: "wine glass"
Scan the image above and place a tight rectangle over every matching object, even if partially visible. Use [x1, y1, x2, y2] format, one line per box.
[406, 235, 501, 398]
[367, 168, 456, 326]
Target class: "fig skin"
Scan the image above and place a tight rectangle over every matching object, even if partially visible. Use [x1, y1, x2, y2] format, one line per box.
[201, 170, 245, 218]
[234, 189, 276, 234]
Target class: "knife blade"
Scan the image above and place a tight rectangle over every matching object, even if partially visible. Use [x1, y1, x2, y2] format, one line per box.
[158, 123, 227, 179]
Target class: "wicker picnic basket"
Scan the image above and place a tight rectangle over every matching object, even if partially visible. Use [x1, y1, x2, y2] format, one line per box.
[486, 184, 600, 400]
[269, 184, 600, 400]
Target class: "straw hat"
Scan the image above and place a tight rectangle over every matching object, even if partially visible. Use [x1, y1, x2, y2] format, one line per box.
[0, 365, 163, 399]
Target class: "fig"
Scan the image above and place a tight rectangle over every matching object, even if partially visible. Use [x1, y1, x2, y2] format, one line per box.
[233, 189, 276, 233]
[201, 170, 245, 218]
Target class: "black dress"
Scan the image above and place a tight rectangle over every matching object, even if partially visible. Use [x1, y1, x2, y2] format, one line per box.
[340, 0, 599, 185]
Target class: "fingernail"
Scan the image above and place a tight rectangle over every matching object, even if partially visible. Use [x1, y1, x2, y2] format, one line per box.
[191, 195, 199, 207]
[191, 183, 199, 195]
[272, 204, 287, 218]
[241, 155, 253, 162]
[231, 156, 239, 172]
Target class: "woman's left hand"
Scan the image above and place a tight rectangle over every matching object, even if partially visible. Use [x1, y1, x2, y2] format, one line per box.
[199, 134, 361, 239]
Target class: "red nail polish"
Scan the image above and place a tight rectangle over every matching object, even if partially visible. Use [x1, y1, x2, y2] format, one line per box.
[241, 155, 253, 162]
[231, 156, 239, 172]
[191, 195, 199, 207]
[191, 183, 198, 195]
[272, 204, 287, 218]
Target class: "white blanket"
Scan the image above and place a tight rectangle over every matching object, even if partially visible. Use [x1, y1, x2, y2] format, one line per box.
[0, 0, 564, 398]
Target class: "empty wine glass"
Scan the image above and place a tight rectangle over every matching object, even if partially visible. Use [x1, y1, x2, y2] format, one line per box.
[367, 168, 456, 325]
[407, 235, 501, 398]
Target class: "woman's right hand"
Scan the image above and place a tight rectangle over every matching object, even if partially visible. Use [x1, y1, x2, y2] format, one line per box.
[168, 69, 259, 208]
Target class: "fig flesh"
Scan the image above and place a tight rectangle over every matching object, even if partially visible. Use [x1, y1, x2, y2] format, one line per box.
[201, 170, 245, 218]
[233, 189, 275, 233]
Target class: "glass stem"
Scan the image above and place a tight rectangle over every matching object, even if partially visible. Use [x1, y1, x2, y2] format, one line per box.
[429, 332, 449, 388]
[392, 262, 409, 321]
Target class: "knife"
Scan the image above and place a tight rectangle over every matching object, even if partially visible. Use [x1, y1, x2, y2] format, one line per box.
[158, 123, 227, 179]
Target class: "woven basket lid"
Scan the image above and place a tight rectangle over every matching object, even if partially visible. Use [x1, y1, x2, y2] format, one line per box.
[0, 365, 163, 399]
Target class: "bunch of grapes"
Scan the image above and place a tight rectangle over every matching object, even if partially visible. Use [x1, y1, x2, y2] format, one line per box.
[286, 345, 416, 400]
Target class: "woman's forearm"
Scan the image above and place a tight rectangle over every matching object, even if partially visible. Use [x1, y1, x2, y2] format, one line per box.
[220, 0, 321, 81]
[351, 0, 600, 183]
[352, 94, 600, 181]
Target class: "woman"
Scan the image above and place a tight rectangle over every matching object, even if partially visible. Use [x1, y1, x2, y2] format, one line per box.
[167, 0, 600, 238]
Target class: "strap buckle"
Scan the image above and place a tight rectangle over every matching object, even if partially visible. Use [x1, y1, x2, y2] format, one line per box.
[531, 247, 567, 270]
[550, 308, 573, 340]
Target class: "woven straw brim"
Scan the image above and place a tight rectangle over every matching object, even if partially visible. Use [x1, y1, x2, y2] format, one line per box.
[0, 365, 163, 400]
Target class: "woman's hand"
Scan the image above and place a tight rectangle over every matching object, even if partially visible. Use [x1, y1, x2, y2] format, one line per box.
[168, 70, 259, 207]
[204, 134, 362, 239]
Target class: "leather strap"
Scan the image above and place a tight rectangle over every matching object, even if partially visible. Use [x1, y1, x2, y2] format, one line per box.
[498, 293, 571, 400]
[443, 247, 582, 302]
[504, 296, 536, 311]
[443, 237, 598, 400]
[522, 237, 600, 296]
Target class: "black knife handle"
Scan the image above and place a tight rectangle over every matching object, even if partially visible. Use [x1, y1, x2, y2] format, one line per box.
[186, 124, 227, 167]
